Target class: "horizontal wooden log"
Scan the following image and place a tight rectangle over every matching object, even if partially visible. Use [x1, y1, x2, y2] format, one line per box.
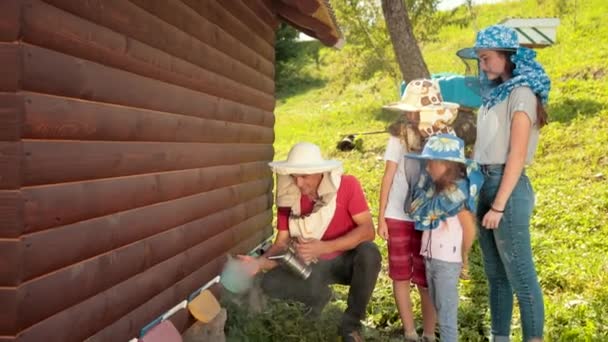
[0, 191, 23, 238]
[230, 225, 273, 257]
[180, 0, 274, 62]
[0, 240, 21, 287]
[0, 191, 23, 239]
[0, 288, 19, 335]
[82, 256, 225, 342]
[23, 161, 270, 233]
[21, 180, 271, 282]
[217, 1, 275, 43]
[245, 1, 279, 30]
[17, 211, 271, 341]
[0, 0, 21, 42]
[22, 1, 275, 112]
[22, 191, 271, 282]
[87, 225, 269, 342]
[0, 142, 21, 190]
[22, 93, 274, 142]
[0, 44, 21, 92]
[127, 0, 274, 77]
[0, 93, 23, 141]
[20, 44, 274, 128]
[22, 139, 273, 186]
[44, 0, 274, 94]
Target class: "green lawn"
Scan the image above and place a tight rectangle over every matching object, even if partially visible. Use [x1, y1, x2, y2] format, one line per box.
[226, 0, 608, 340]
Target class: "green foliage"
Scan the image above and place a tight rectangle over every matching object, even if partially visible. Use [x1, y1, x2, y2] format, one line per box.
[275, 24, 300, 63]
[226, 0, 608, 340]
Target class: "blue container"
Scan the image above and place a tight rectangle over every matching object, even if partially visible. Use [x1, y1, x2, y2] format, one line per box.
[400, 73, 481, 109]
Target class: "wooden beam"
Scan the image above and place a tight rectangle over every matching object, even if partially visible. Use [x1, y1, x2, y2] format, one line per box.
[0, 93, 23, 142]
[0, 288, 19, 335]
[0, 0, 21, 42]
[22, 140, 273, 186]
[244, 1, 279, 30]
[21, 181, 270, 281]
[0, 142, 21, 190]
[0, 43, 21, 92]
[16, 211, 271, 341]
[19, 44, 274, 128]
[23, 161, 270, 233]
[127, 0, 274, 76]
[217, 1, 275, 43]
[275, 2, 339, 46]
[43, 0, 274, 94]
[20, 1, 274, 112]
[22, 191, 270, 282]
[22, 93, 274, 142]
[0, 240, 22, 286]
[0, 191, 23, 238]
[19, 210, 270, 330]
[82, 256, 224, 342]
[180, 0, 274, 62]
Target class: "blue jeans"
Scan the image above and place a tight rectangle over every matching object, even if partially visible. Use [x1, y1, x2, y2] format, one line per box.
[425, 258, 461, 342]
[477, 165, 544, 341]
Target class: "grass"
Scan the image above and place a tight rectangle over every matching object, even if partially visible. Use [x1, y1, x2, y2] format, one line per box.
[226, 0, 608, 340]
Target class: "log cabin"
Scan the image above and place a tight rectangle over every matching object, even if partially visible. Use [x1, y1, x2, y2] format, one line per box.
[0, 1, 342, 341]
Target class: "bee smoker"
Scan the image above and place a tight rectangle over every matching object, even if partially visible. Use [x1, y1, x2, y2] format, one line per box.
[267, 246, 312, 280]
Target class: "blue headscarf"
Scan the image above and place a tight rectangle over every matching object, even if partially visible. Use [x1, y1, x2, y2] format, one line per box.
[405, 134, 484, 231]
[459, 25, 551, 109]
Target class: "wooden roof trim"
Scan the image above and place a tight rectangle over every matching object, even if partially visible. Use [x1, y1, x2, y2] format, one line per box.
[276, 0, 344, 48]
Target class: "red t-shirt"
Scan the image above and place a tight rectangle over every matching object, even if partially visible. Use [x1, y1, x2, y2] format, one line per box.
[277, 175, 370, 259]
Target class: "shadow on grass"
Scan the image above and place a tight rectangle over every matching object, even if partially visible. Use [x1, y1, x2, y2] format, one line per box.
[548, 98, 606, 124]
[276, 75, 327, 101]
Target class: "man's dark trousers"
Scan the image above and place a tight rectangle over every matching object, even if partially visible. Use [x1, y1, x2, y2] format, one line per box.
[261, 241, 382, 334]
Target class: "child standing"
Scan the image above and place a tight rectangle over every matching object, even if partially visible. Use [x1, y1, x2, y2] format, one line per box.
[458, 25, 550, 342]
[379, 79, 461, 341]
[405, 134, 483, 342]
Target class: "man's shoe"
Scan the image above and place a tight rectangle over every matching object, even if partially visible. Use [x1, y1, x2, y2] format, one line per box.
[342, 330, 364, 342]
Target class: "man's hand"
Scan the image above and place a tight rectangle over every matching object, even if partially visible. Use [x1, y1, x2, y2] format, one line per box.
[294, 237, 329, 264]
[377, 218, 389, 240]
[235, 255, 264, 275]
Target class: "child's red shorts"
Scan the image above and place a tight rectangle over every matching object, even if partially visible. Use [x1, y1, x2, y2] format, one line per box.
[386, 218, 427, 287]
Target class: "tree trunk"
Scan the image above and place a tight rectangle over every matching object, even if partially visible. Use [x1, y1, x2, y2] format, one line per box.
[381, 0, 430, 82]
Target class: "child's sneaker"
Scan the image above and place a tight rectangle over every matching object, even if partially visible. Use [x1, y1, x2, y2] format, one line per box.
[342, 330, 364, 342]
[404, 332, 419, 342]
[420, 335, 436, 342]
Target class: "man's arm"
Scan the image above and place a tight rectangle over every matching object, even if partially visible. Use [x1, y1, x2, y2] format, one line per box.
[295, 210, 375, 263]
[258, 230, 290, 271]
[237, 229, 291, 274]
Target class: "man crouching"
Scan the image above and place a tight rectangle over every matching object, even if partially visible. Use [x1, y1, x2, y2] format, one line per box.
[240, 142, 381, 341]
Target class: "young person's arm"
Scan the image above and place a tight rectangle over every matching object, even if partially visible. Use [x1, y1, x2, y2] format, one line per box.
[458, 209, 477, 279]
[482, 111, 531, 229]
[378, 161, 398, 240]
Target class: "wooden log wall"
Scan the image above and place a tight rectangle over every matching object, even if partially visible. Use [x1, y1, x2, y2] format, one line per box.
[0, 0, 278, 341]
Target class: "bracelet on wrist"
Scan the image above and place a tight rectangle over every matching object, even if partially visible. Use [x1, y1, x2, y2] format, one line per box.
[490, 205, 505, 213]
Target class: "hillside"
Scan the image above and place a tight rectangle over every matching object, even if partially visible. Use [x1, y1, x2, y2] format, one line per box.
[227, 0, 608, 340]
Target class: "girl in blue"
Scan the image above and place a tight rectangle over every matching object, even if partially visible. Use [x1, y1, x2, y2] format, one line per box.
[405, 133, 483, 342]
[458, 25, 550, 341]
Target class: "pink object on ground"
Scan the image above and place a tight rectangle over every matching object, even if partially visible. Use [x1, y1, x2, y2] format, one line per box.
[140, 320, 182, 342]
